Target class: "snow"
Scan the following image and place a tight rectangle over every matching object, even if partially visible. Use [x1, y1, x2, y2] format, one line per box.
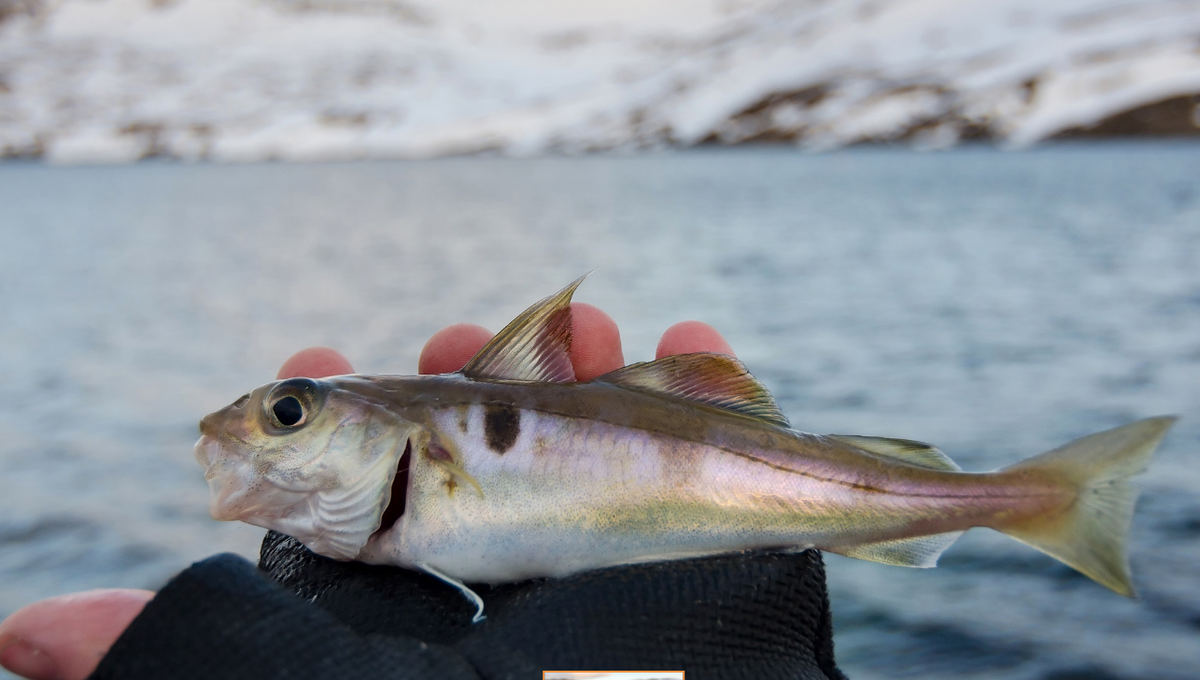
[0, 0, 1198, 163]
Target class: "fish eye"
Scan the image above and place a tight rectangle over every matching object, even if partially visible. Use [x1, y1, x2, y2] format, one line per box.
[271, 396, 305, 427]
[263, 378, 324, 430]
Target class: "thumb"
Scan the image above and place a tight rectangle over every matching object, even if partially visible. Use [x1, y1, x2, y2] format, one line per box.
[0, 589, 154, 680]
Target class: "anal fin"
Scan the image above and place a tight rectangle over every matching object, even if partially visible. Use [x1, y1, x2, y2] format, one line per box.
[829, 531, 963, 568]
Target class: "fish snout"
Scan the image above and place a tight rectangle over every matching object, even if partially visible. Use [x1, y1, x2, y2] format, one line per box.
[199, 412, 218, 437]
[199, 392, 253, 437]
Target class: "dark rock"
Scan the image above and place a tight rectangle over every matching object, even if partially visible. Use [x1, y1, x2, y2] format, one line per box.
[1054, 95, 1200, 138]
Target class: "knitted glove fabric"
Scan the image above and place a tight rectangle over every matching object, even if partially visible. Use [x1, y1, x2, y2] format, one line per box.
[89, 531, 846, 680]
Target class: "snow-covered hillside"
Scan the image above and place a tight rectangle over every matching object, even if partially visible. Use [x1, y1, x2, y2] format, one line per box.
[1, 0, 1198, 163]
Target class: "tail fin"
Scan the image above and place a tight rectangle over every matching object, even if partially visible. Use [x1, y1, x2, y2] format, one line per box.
[997, 416, 1176, 597]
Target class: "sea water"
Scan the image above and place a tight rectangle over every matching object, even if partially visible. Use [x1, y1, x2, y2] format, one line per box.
[1, 144, 1198, 679]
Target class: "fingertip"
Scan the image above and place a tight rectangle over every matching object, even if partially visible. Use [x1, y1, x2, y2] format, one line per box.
[419, 324, 493, 375]
[276, 347, 354, 380]
[656, 320, 735, 358]
[0, 638, 58, 680]
[0, 589, 155, 680]
[570, 302, 624, 380]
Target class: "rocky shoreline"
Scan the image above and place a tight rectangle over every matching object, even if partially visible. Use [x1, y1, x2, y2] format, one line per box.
[709, 90, 1200, 148]
[2, 0, 1198, 163]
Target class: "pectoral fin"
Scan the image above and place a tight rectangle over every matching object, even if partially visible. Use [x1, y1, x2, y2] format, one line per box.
[430, 458, 485, 499]
[426, 439, 485, 498]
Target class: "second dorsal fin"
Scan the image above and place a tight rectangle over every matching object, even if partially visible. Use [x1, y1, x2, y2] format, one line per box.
[828, 434, 961, 471]
[596, 353, 790, 427]
[461, 275, 586, 383]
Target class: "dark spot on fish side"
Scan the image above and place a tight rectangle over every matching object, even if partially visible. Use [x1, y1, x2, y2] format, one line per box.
[484, 404, 520, 454]
[376, 441, 410, 536]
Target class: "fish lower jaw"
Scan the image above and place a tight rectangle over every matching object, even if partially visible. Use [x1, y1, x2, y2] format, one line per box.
[208, 483, 383, 561]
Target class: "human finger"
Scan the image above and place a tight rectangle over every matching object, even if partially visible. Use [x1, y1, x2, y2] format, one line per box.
[277, 347, 355, 379]
[656, 320, 735, 358]
[418, 324, 494, 375]
[568, 302, 624, 380]
[0, 589, 154, 680]
[275, 305, 627, 380]
[417, 304, 624, 380]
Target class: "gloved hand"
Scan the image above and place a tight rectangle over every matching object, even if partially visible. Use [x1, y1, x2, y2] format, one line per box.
[84, 531, 843, 680]
[0, 305, 846, 680]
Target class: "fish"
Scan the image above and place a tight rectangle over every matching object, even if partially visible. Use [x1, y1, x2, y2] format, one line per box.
[195, 275, 1176, 622]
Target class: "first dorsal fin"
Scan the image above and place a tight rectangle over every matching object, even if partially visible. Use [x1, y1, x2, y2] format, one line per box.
[596, 353, 790, 428]
[461, 275, 586, 383]
[828, 434, 961, 471]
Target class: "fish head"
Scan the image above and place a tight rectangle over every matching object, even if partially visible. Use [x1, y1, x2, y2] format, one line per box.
[195, 377, 416, 560]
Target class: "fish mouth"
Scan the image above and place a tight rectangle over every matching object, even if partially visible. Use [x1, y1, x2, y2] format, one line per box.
[371, 440, 412, 540]
[194, 435, 258, 521]
[195, 435, 221, 474]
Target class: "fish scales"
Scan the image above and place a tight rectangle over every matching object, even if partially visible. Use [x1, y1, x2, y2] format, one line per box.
[196, 275, 1177, 621]
[341, 375, 1068, 582]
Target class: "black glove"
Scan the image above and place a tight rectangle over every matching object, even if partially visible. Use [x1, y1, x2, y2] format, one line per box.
[89, 531, 846, 680]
